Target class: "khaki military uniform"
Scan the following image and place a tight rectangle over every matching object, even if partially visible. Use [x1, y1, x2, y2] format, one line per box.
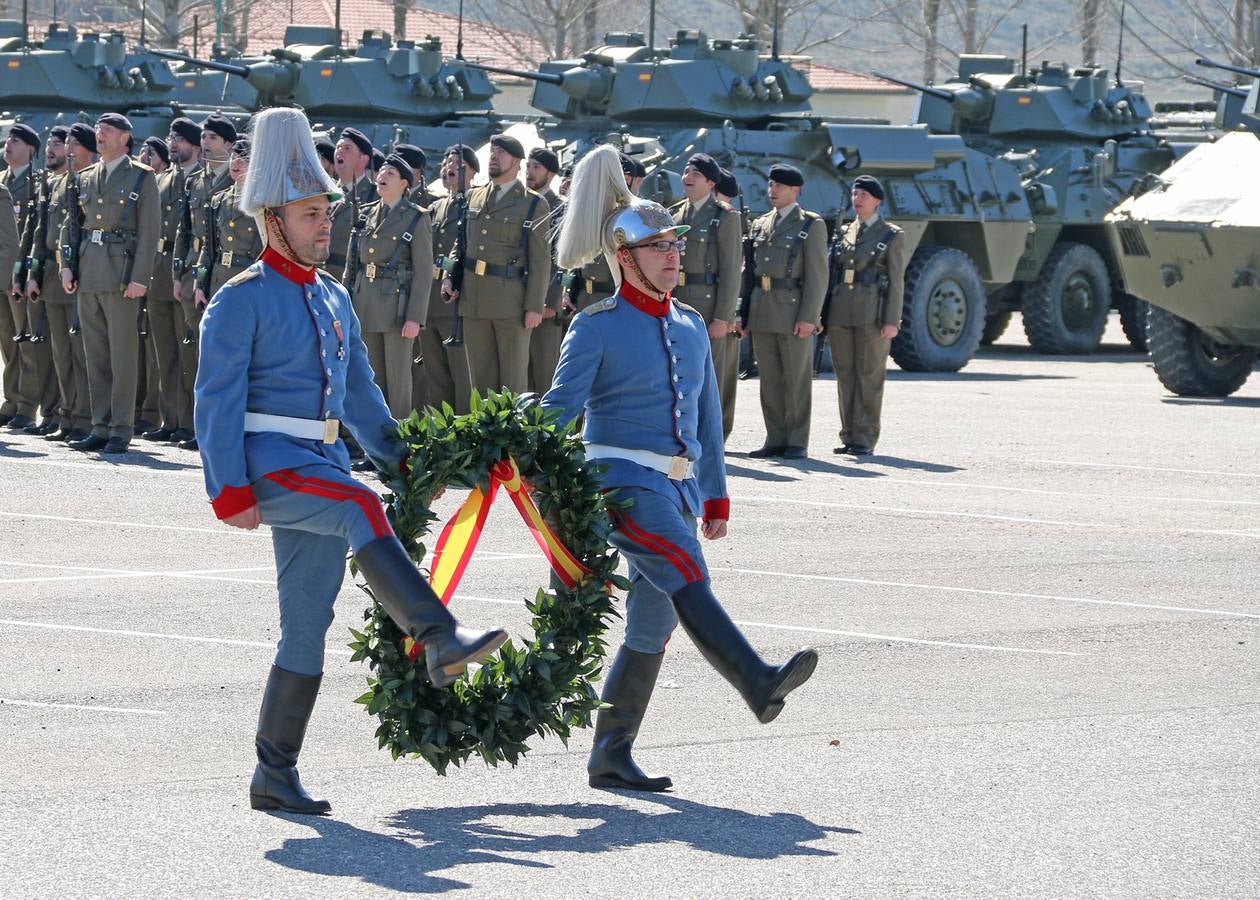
[0, 186, 18, 374]
[31, 170, 90, 433]
[418, 192, 471, 414]
[528, 188, 564, 394]
[60, 156, 160, 441]
[196, 181, 264, 298]
[459, 181, 551, 394]
[0, 165, 54, 421]
[149, 164, 196, 433]
[347, 197, 433, 419]
[827, 216, 906, 450]
[328, 175, 378, 275]
[746, 204, 828, 450]
[410, 185, 439, 208]
[673, 194, 742, 440]
[568, 253, 617, 313]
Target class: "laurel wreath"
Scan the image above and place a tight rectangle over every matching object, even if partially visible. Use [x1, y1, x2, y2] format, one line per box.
[348, 390, 626, 775]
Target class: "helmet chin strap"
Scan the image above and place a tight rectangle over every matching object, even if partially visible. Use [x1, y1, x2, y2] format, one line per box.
[619, 247, 669, 299]
[264, 209, 317, 268]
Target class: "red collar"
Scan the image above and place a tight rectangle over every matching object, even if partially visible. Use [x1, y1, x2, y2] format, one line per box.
[262, 246, 317, 286]
[618, 280, 671, 317]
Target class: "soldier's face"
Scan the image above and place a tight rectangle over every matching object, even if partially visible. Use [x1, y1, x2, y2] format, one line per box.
[443, 155, 469, 191]
[767, 180, 800, 209]
[335, 139, 367, 181]
[139, 145, 166, 172]
[45, 137, 67, 169]
[375, 164, 406, 201]
[851, 187, 880, 220]
[681, 165, 714, 201]
[66, 138, 94, 169]
[4, 135, 34, 167]
[524, 159, 551, 192]
[488, 145, 518, 180]
[278, 195, 333, 265]
[94, 123, 127, 160]
[228, 154, 249, 182]
[201, 131, 230, 161]
[169, 134, 198, 166]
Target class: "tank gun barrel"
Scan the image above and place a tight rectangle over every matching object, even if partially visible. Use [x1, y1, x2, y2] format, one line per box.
[462, 61, 564, 85]
[1184, 75, 1248, 99]
[1195, 57, 1260, 82]
[871, 70, 955, 102]
[149, 48, 250, 78]
[465, 59, 611, 106]
[148, 47, 297, 100]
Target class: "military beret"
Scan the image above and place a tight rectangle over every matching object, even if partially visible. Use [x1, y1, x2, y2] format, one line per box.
[48, 125, 69, 142]
[716, 168, 739, 199]
[528, 146, 560, 174]
[686, 153, 721, 184]
[169, 117, 202, 146]
[381, 153, 416, 187]
[392, 143, 426, 172]
[7, 123, 40, 152]
[445, 143, 479, 173]
[851, 174, 885, 201]
[768, 163, 804, 187]
[200, 112, 237, 143]
[339, 127, 372, 156]
[142, 136, 170, 165]
[96, 112, 133, 132]
[315, 138, 335, 164]
[230, 137, 251, 158]
[68, 122, 97, 152]
[370, 147, 385, 172]
[619, 152, 647, 179]
[490, 133, 525, 159]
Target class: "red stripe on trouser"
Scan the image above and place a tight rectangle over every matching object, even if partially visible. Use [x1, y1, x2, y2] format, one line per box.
[615, 511, 704, 584]
[265, 469, 393, 539]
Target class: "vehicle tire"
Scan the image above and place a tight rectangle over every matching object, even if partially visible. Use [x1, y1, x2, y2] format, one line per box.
[1116, 294, 1149, 352]
[1021, 242, 1111, 354]
[980, 310, 1012, 346]
[890, 245, 986, 372]
[1146, 304, 1256, 397]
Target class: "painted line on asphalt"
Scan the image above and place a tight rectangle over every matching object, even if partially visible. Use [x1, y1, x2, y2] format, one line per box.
[1029, 458, 1260, 479]
[0, 454, 203, 478]
[873, 477, 1260, 508]
[0, 618, 354, 657]
[725, 567, 1260, 620]
[0, 697, 165, 716]
[0, 510, 265, 537]
[740, 495, 1107, 529]
[730, 619, 1084, 657]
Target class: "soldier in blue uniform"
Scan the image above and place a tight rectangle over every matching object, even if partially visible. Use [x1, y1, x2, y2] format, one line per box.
[544, 146, 818, 793]
[195, 108, 507, 816]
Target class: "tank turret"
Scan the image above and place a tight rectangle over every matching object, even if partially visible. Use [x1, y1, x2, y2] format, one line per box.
[1194, 57, 1260, 132]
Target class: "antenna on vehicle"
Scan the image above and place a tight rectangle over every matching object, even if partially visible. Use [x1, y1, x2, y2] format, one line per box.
[1020, 24, 1028, 76]
[771, 0, 781, 61]
[1115, 0, 1127, 87]
[457, 0, 465, 60]
[648, 0, 656, 56]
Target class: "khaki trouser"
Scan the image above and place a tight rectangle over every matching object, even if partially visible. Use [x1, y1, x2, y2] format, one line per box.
[711, 331, 739, 441]
[419, 315, 471, 415]
[831, 324, 890, 450]
[28, 301, 58, 421]
[147, 297, 186, 431]
[79, 291, 140, 440]
[750, 330, 813, 448]
[45, 301, 90, 431]
[528, 316, 563, 395]
[177, 278, 201, 432]
[0, 292, 41, 418]
[464, 316, 530, 395]
[137, 318, 160, 425]
[363, 331, 417, 420]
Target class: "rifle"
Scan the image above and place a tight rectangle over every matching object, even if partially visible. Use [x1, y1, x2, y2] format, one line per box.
[14, 168, 41, 298]
[441, 150, 468, 347]
[23, 168, 55, 343]
[343, 179, 367, 287]
[735, 196, 756, 330]
[814, 218, 845, 374]
[63, 154, 83, 290]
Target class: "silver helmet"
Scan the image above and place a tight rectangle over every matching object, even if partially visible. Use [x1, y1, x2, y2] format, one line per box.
[605, 199, 690, 252]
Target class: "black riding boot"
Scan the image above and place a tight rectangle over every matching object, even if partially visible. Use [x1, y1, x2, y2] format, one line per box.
[588, 646, 673, 792]
[249, 665, 332, 815]
[671, 581, 818, 724]
[355, 535, 508, 687]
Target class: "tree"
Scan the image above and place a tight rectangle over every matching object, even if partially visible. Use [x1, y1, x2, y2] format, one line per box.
[885, 0, 1028, 83]
[468, 0, 612, 62]
[1123, 0, 1260, 75]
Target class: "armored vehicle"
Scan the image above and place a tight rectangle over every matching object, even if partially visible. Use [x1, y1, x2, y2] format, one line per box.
[153, 25, 503, 162]
[1107, 58, 1260, 396]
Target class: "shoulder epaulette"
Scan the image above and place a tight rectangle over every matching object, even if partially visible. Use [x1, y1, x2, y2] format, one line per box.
[801, 210, 821, 221]
[673, 299, 702, 318]
[224, 265, 262, 287]
[129, 159, 155, 174]
[582, 297, 618, 315]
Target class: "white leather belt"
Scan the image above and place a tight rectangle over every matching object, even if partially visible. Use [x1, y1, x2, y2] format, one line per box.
[584, 443, 694, 480]
[244, 412, 340, 445]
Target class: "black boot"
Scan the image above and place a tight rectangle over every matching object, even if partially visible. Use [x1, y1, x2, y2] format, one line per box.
[355, 535, 508, 688]
[249, 665, 332, 815]
[588, 646, 672, 792]
[671, 581, 818, 724]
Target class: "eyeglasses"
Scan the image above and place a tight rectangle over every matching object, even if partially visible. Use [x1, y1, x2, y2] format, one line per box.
[631, 239, 686, 254]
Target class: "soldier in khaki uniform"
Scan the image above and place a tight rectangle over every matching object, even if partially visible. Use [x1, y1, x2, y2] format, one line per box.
[25, 126, 93, 441]
[59, 113, 160, 454]
[828, 175, 906, 457]
[673, 153, 742, 440]
[420, 145, 475, 414]
[446, 134, 550, 394]
[1, 123, 49, 430]
[328, 127, 379, 276]
[0, 184, 18, 373]
[134, 135, 171, 434]
[743, 164, 827, 460]
[525, 146, 563, 393]
[144, 117, 201, 442]
[392, 144, 437, 208]
[345, 154, 432, 419]
[194, 139, 262, 301]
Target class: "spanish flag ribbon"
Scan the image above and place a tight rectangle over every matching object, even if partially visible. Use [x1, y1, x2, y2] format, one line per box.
[403, 457, 591, 663]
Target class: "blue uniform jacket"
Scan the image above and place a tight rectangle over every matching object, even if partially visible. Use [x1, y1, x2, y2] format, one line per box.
[195, 248, 403, 518]
[542, 282, 729, 521]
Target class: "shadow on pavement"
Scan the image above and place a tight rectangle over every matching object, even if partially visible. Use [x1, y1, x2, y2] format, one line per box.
[96, 448, 201, 472]
[0, 441, 47, 459]
[1162, 396, 1260, 409]
[859, 455, 963, 474]
[723, 461, 799, 482]
[888, 370, 1070, 382]
[265, 795, 856, 893]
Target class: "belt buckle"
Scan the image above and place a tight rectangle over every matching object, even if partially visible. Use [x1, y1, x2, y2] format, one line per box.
[677, 271, 687, 286]
[667, 456, 691, 480]
[474, 259, 487, 277]
[585, 278, 594, 294]
[365, 263, 377, 280]
[157, 238, 167, 254]
[221, 251, 233, 267]
[433, 266, 442, 280]
[760, 274, 772, 291]
[843, 268, 855, 286]
[322, 417, 340, 445]
[89, 230, 103, 245]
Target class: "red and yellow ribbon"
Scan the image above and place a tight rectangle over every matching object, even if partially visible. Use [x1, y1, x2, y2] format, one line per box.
[404, 457, 591, 662]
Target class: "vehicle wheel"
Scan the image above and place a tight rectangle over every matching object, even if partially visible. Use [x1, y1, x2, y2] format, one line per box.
[890, 245, 986, 372]
[1146, 304, 1256, 397]
[1116, 294, 1149, 352]
[1021, 242, 1111, 354]
[980, 310, 1012, 346]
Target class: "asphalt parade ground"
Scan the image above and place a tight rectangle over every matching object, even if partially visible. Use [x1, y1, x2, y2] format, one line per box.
[1, 319, 1257, 897]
